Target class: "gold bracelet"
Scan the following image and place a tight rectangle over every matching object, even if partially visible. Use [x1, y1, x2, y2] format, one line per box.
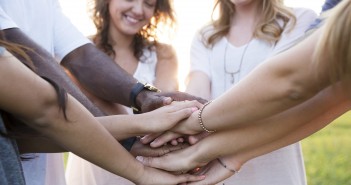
[198, 100, 216, 133]
[217, 158, 239, 174]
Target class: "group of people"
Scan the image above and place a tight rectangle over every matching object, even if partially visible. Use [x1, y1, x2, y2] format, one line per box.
[0, 0, 350, 185]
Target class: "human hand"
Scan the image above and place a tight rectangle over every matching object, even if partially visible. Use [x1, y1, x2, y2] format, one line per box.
[138, 91, 207, 113]
[139, 144, 209, 172]
[130, 139, 189, 157]
[134, 165, 205, 185]
[186, 158, 236, 185]
[140, 100, 201, 134]
[141, 131, 210, 148]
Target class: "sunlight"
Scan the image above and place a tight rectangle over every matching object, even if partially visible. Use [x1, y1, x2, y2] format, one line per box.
[60, 0, 325, 91]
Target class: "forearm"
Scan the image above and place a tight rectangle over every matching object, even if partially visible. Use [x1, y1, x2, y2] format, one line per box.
[16, 137, 66, 153]
[154, 44, 179, 92]
[193, 83, 350, 165]
[97, 115, 145, 140]
[1, 28, 104, 116]
[61, 44, 137, 106]
[185, 72, 211, 100]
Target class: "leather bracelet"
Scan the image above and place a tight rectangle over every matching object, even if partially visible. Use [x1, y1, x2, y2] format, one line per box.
[130, 82, 146, 113]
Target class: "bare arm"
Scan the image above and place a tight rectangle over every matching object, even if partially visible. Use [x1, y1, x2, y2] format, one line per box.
[167, 29, 330, 135]
[61, 43, 137, 106]
[0, 53, 204, 184]
[185, 71, 211, 100]
[1, 28, 104, 116]
[140, 82, 350, 172]
[154, 43, 179, 92]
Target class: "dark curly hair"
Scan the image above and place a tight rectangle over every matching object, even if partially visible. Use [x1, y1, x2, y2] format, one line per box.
[91, 0, 176, 60]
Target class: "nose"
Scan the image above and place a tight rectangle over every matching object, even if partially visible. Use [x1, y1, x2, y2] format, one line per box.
[131, 1, 143, 16]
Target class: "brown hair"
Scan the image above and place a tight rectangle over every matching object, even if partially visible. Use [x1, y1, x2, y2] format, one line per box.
[203, 0, 296, 47]
[314, 0, 351, 82]
[91, 0, 176, 59]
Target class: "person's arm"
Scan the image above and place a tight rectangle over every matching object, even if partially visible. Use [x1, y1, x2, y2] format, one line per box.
[154, 43, 179, 92]
[96, 101, 200, 141]
[186, 88, 351, 185]
[1, 28, 104, 117]
[140, 82, 350, 172]
[163, 29, 329, 137]
[185, 72, 211, 100]
[141, 29, 327, 146]
[0, 53, 204, 184]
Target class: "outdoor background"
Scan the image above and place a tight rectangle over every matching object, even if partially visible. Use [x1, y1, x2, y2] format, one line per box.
[59, 0, 351, 184]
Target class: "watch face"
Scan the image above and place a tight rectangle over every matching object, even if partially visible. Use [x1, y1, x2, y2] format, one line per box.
[144, 83, 161, 92]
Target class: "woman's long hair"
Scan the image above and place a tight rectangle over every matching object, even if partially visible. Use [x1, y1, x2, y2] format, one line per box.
[314, 0, 351, 82]
[91, 0, 176, 59]
[202, 0, 296, 47]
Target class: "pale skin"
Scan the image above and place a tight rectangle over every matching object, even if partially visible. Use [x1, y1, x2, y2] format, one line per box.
[0, 52, 205, 184]
[139, 26, 351, 183]
[142, 29, 327, 145]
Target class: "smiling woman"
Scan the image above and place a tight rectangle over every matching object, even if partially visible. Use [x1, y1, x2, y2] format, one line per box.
[64, 0, 180, 184]
[59, 0, 325, 91]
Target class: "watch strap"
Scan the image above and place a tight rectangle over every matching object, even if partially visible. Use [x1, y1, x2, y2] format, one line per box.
[130, 82, 145, 113]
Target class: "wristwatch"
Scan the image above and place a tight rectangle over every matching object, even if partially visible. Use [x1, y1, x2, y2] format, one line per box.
[130, 81, 161, 113]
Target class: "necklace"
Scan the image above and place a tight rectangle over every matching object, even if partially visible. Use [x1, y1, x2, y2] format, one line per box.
[223, 39, 251, 85]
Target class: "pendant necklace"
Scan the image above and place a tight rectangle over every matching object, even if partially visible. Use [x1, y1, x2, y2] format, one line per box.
[223, 39, 251, 86]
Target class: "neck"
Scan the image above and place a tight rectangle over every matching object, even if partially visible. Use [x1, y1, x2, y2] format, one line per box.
[227, 1, 262, 46]
[232, 1, 262, 26]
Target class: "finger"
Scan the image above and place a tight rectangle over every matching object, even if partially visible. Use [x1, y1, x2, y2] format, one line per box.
[177, 137, 185, 143]
[176, 174, 206, 184]
[170, 139, 179, 146]
[150, 132, 182, 148]
[140, 133, 162, 144]
[159, 143, 189, 156]
[139, 156, 164, 170]
[188, 132, 210, 145]
[163, 97, 173, 106]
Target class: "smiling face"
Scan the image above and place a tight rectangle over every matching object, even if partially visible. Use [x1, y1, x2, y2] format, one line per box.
[108, 0, 157, 36]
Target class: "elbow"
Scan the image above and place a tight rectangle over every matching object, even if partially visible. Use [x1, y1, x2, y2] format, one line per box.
[283, 81, 319, 103]
[26, 93, 62, 129]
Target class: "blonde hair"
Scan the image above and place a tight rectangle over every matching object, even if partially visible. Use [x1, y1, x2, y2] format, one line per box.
[314, 0, 351, 82]
[203, 0, 296, 47]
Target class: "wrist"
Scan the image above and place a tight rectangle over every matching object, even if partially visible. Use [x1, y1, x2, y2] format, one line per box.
[130, 82, 160, 113]
[129, 160, 146, 184]
[218, 155, 243, 174]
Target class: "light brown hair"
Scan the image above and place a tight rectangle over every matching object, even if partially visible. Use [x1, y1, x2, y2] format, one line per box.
[202, 0, 296, 47]
[314, 0, 351, 82]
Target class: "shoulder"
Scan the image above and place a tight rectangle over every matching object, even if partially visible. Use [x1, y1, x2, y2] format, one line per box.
[291, 7, 318, 20]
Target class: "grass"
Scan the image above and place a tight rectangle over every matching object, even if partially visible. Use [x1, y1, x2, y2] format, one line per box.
[301, 111, 351, 185]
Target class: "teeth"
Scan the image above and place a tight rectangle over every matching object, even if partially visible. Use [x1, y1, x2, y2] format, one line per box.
[125, 15, 139, 23]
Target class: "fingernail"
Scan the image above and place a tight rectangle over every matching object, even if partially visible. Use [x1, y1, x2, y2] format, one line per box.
[191, 107, 198, 112]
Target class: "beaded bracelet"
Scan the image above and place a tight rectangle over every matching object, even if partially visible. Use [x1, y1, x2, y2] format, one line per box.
[217, 158, 238, 174]
[198, 100, 216, 133]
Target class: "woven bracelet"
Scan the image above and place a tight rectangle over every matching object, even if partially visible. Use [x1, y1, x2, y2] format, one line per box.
[217, 158, 239, 174]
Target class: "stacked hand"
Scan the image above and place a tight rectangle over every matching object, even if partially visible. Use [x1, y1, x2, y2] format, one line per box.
[130, 97, 240, 184]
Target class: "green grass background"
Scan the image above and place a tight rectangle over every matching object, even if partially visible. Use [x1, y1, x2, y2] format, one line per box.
[301, 111, 351, 185]
[64, 112, 351, 184]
